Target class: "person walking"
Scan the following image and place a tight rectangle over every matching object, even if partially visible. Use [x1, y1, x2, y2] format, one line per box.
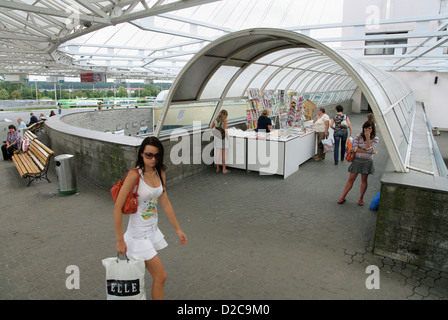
[337, 121, 379, 206]
[313, 107, 330, 161]
[113, 136, 187, 300]
[210, 109, 231, 173]
[330, 105, 352, 165]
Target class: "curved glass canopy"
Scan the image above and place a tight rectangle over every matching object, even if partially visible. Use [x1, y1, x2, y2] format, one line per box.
[155, 28, 416, 173]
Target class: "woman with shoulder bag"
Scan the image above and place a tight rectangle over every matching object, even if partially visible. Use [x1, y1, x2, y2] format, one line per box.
[210, 109, 231, 173]
[337, 121, 379, 206]
[330, 105, 352, 165]
[113, 136, 187, 300]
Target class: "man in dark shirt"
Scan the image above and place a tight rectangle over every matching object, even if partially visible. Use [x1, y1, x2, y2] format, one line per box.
[27, 113, 38, 127]
[255, 109, 272, 133]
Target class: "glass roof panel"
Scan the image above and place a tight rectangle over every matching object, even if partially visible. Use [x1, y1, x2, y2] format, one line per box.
[200, 66, 240, 99]
[276, 69, 303, 90]
[290, 70, 314, 92]
[226, 64, 265, 98]
[247, 65, 280, 89]
[264, 68, 295, 91]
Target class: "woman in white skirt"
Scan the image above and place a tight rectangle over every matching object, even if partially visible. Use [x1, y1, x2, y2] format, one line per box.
[210, 109, 231, 173]
[114, 136, 187, 300]
[337, 121, 379, 206]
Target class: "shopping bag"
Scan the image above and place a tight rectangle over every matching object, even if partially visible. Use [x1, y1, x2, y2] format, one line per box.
[102, 254, 146, 300]
[322, 138, 334, 153]
[345, 136, 354, 153]
[22, 139, 30, 152]
[369, 191, 381, 211]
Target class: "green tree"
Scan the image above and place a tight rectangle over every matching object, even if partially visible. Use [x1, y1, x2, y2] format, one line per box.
[117, 86, 127, 98]
[0, 88, 9, 100]
[20, 87, 33, 99]
[11, 89, 20, 99]
[74, 90, 84, 98]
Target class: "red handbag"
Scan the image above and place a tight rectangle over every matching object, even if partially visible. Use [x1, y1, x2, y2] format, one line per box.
[345, 151, 356, 162]
[111, 168, 140, 214]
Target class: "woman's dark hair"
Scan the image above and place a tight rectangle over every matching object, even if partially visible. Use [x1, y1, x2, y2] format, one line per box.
[361, 121, 376, 140]
[8, 125, 16, 130]
[335, 105, 343, 112]
[135, 136, 167, 188]
[319, 107, 326, 113]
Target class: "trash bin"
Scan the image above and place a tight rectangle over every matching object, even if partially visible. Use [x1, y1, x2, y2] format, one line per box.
[55, 154, 77, 195]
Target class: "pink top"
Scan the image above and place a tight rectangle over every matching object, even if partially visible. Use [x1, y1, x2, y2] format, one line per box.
[354, 134, 379, 160]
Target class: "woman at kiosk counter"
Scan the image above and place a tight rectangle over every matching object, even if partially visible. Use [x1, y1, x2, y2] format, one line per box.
[313, 107, 330, 162]
[255, 109, 272, 133]
[210, 109, 231, 173]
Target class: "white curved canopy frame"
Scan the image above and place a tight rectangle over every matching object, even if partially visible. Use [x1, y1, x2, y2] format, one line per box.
[155, 28, 415, 173]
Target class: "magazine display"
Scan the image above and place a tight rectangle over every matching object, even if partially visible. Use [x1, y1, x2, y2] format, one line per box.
[243, 88, 314, 140]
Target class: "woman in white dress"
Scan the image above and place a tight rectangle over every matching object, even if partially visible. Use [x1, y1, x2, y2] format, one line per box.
[114, 136, 187, 300]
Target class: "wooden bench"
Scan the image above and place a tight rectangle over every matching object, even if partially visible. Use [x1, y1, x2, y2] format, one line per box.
[12, 137, 55, 186]
[23, 130, 37, 141]
[27, 120, 45, 133]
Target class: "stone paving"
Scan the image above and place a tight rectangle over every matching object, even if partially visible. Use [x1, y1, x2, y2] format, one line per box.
[0, 113, 447, 300]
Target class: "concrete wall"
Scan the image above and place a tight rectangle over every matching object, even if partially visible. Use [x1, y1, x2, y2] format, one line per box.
[0, 100, 56, 110]
[374, 172, 448, 272]
[44, 111, 235, 189]
[392, 71, 448, 130]
[44, 100, 351, 189]
[62, 108, 154, 136]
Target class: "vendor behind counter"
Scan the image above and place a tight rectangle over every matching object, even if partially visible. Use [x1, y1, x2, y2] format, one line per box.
[255, 109, 272, 133]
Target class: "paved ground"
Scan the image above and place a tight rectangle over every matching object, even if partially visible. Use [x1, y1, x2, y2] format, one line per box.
[1, 113, 447, 300]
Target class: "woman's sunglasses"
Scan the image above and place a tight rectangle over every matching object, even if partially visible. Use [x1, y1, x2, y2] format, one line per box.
[142, 152, 160, 160]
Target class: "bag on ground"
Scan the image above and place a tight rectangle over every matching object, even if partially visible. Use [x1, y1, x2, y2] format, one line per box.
[370, 191, 381, 211]
[102, 255, 146, 300]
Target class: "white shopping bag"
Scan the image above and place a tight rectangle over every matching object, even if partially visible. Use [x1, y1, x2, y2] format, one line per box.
[322, 138, 334, 153]
[102, 255, 146, 300]
[22, 139, 30, 152]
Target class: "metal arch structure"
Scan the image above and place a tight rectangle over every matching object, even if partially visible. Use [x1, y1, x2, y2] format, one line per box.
[0, 0, 220, 79]
[0, 0, 448, 81]
[155, 28, 415, 173]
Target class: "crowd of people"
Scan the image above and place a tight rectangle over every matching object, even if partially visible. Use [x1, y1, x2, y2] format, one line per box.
[111, 106, 379, 300]
[208, 105, 379, 206]
[2, 102, 378, 300]
[311, 105, 378, 206]
[1, 111, 57, 160]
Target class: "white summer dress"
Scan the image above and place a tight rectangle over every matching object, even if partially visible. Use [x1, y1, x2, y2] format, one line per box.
[123, 168, 168, 261]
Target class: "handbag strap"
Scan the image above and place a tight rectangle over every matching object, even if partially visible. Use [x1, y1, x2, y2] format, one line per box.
[116, 252, 129, 263]
[130, 168, 140, 194]
[121, 168, 140, 194]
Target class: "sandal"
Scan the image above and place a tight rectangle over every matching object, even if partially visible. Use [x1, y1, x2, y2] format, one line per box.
[337, 198, 346, 204]
[358, 200, 364, 206]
